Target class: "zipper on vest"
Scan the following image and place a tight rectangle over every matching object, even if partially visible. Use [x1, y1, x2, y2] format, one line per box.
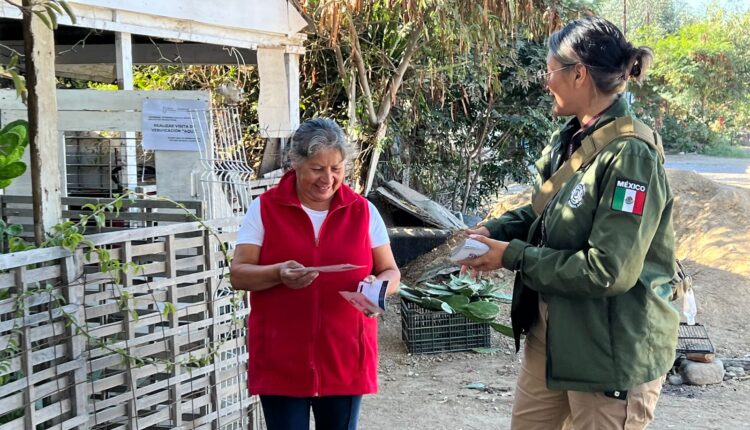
[284, 199, 353, 395]
[315, 204, 347, 247]
[544, 303, 552, 387]
[312, 274, 322, 397]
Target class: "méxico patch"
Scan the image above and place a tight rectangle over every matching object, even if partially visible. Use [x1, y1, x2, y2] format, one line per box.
[611, 177, 647, 216]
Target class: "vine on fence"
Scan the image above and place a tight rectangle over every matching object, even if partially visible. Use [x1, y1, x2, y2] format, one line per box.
[0, 192, 244, 424]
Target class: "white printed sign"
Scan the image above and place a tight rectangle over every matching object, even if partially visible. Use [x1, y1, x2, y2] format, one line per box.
[141, 99, 209, 151]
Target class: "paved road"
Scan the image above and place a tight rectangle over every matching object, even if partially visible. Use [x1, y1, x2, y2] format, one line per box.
[665, 153, 750, 189]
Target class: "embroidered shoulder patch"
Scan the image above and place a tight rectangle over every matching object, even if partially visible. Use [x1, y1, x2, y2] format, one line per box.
[611, 178, 647, 216]
[568, 183, 585, 208]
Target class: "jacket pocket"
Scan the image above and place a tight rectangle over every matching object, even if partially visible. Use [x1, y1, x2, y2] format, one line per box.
[317, 309, 365, 385]
[547, 296, 615, 384]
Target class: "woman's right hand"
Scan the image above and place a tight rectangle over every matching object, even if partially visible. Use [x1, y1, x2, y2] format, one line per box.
[278, 260, 319, 289]
[464, 226, 490, 237]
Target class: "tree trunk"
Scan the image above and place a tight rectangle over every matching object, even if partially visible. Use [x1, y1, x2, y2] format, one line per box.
[22, 1, 62, 245]
[461, 156, 474, 214]
[361, 121, 388, 195]
[401, 139, 411, 188]
[347, 68, 358, 136]
[353, 18, 425, 195]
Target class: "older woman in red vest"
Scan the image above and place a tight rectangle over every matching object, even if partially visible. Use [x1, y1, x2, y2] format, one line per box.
[230, 118, 400, 430]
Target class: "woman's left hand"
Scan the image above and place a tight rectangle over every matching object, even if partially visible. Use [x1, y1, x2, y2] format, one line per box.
[458, 235, 509, 273]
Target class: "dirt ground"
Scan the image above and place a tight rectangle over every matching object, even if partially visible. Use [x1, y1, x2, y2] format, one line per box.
[359, 154, 750, 430]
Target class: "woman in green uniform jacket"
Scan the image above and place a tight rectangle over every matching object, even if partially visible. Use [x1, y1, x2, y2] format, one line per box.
[461, 16, 679, 430]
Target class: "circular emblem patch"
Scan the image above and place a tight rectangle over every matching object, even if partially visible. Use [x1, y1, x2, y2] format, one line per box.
[568, 184, 585, 208]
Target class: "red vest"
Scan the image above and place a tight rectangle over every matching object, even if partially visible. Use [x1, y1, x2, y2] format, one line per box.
[247, 170, 378, 397]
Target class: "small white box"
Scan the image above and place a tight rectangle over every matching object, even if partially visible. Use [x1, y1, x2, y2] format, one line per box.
[449, 238, 490, 262]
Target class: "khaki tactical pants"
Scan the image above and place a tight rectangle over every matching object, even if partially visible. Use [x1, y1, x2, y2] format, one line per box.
[511, 301, 664, 430]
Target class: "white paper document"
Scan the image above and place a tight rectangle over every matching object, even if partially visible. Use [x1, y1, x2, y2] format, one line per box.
[287, 264, 366, 274]
[338, 279, 389, 318]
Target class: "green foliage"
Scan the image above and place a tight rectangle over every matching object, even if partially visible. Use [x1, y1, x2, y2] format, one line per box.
[29, 0, 76, 30]
[0, 54, 25, 101]
[597, 0, 684, 34]
[630, 10, 750, 153]
[162, 302, 177, 318]
[87, 82, 118, 91]
[637, 18, 744, 118]
[0, 120, 29, 189]
[0, 220, 23, 238]
[399, 273, 513, 337]
[659, 114, 718, 153]
[702, 141, 750, 158]
[298, 0, 570, 188]
[388, 39, 557, 212]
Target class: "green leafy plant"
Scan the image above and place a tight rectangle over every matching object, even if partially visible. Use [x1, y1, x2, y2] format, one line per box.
[400, 273, 513, 337]
[0, 54, 25, 99]
[0, 120, 29, 190]
[15, 0, 77, 30]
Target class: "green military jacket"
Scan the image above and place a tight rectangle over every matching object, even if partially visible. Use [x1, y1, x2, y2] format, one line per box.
[485, 96, 680, 392]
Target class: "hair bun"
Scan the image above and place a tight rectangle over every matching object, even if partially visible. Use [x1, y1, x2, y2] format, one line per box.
[625, 47, 653, 84]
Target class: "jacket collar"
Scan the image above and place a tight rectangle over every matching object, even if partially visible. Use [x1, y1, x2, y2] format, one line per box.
[558, 93, 630, 144]
[266, 169, 360, 211]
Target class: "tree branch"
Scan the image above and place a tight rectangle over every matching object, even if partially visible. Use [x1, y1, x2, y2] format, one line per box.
[375, 17, 426, 123]
[0, 42, 24, 57]
[3, 0, 23, 9]
[333, 44, 346, 78]
[471, 95, 496, 158]
[349, 18, 378, 125]
[333, 44, 353, 98]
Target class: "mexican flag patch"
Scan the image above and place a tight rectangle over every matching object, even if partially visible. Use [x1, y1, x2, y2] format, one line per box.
[612, 178, 647, 215]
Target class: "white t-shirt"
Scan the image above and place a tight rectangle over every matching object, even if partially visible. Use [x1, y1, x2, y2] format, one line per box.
[236, 197, 390, 248]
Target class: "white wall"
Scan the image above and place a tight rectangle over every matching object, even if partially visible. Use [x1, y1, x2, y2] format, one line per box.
[0, 0, 307, 51]
[72, 0, 308, 35]
[0, 89, 209, 201]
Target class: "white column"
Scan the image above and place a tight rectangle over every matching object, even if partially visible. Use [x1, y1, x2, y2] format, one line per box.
[115, 32, 138, 192]
[257, 48, 301, 173]
[58, 132, 67, 196]
[285, 51, 301, 136]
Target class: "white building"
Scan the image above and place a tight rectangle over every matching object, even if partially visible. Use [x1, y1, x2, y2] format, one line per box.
[0, 0, 306, 206]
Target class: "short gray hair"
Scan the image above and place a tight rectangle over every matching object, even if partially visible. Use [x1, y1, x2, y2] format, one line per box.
[288, 118, 351, 167]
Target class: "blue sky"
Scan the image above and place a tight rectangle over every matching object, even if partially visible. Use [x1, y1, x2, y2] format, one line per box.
[682, 0, 750, 14]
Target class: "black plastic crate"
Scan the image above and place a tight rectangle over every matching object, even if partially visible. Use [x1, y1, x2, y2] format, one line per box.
[677, 322, 714, 354]
[400, 298, 491, 354]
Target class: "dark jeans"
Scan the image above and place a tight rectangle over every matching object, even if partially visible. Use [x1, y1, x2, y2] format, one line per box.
[260, 395, 363, 430]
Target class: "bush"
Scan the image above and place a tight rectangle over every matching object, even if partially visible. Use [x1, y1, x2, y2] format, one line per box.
[652, 114, 733, 154]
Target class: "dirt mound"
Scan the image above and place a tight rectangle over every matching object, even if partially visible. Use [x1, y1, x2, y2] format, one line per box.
[483, 189, 532, 221]
[668, 169, 750, 277]
[465, 170, 750, 278]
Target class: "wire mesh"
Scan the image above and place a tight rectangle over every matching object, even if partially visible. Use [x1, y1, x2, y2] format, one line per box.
[677, 322, 714, 354]
[65, 132, 155, 199]
[190, 107, 256, 220]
